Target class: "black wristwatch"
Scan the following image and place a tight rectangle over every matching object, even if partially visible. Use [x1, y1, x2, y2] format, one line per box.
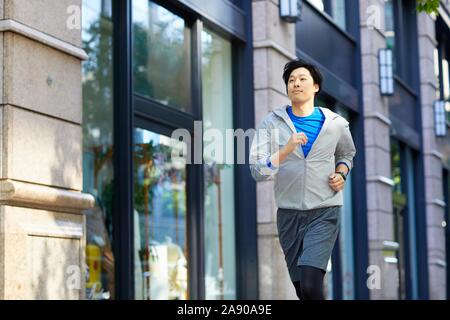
[336, 171, 347, 181]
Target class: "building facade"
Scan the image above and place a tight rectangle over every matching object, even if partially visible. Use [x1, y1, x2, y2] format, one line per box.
[81, 0, 258, 300]
[254, 0, 448, 300]
[0, 0, 448, 300]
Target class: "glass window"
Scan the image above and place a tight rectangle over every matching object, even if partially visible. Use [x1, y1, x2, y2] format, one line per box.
[309, 0, 325, 11]
[132, 0, 192, 112]
[391, 139, 406, 299]
[308, 0, 347, 31]
[335, 107, 355, 300]
[133, 128, 188, 300]
[443, 58, 450, 101]
[442, 58, 450, 123]
[434, 48, 441, 99]
[391, 142, 420, 299]
[202, 28, 237, 300]
[435, 47, 450, 122]
[82, 0, 115, 300]
[384, 0, 397, 74]
[330, 0, 346, 30]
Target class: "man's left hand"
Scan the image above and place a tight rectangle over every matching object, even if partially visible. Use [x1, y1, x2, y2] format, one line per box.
[328, 173, 345, 192]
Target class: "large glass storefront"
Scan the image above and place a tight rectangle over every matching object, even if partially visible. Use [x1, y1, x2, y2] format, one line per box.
[82, 0, 252, 300]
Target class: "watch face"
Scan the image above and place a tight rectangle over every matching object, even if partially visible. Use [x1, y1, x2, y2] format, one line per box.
[337, 172, 346, 180]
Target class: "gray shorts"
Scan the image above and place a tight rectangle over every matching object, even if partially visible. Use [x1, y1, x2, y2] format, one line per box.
[276, 206, 341, 282]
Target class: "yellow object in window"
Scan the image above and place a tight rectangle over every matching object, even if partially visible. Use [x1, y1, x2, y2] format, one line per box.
[86, 243, 102, 291]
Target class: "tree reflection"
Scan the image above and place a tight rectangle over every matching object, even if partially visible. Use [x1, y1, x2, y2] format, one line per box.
[82, 6, 114, 299]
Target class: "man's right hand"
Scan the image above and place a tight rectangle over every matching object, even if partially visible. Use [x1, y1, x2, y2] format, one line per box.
[270, 132, 308, 167]
[283, 132, 308, 154]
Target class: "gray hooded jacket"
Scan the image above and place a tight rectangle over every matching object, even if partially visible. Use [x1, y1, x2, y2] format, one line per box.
[249, 105, 356, 211]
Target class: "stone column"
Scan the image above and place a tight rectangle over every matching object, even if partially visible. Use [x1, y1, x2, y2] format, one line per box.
[252, 0, 297, 299]
[0, 0, 93, 299]
[417, 10, 447, 300]
[359, 0, 397, 299]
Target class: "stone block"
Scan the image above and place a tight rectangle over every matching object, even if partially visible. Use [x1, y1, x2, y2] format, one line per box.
[361, 53, 380, 85]
[3, 32, 82, 124]
[360, 27, 385, 56]
[1, 105, 82, 190]
[254, 48, 269, 90]
[266, 1, 295, 53]
[257, 181, 276, 223]
[365, 146, 391, 178]
[366, 182, 393, 214]
[428, 264, 446, 300]
[252, 1, 267, 42]
[0, 205, 85, 299]
[364, 118, 391, 151]
[4, 0, 82, 47]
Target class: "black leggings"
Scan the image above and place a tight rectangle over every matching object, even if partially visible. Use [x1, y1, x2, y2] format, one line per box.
[292, 265, 326, 300]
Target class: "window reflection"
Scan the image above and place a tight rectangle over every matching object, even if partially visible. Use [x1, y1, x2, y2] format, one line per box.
[384, 0, 397, 74]
[434, 48, 441, 99]
[202, 28, 237, 300]
[132, 0, 191, 112]
[133, 128, 188, 300]
[391, 139, 406, 299]
[82, 0, 115, 300]
[308, 0, 347, 30]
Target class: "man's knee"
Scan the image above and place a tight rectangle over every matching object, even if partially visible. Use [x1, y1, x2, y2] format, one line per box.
[300, 280, 324, 300]
[299, 265, 325, 300]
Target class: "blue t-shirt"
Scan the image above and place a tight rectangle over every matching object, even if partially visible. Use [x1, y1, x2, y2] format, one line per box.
[287, 106, 325, 158]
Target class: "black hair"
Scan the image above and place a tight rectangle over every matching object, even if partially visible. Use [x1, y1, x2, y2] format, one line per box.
[282, 59, 323, 94]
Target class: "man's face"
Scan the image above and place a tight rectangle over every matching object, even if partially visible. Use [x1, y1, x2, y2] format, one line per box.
[287, 67, 319, 104]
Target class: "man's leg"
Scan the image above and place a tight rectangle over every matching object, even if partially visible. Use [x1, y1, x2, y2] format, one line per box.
[292, 281, 304, 300]
[299, 265, 326, 300]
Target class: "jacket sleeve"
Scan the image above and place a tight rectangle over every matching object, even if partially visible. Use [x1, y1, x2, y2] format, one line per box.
[249, 117, 278, 182]
[335, 119, 356, 171]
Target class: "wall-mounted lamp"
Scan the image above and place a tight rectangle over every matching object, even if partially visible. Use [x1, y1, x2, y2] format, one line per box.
[379, 48, 394, 96]
[280, 0, 303, 23]
[434, 100, 448, 137]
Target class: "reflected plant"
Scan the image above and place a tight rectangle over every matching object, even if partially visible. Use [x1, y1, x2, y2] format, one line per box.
[82, 16, 113, 151]
[416, 0, 440, 15]
[134, 139, 180, 298]
[82, 7, 115, 299]
[132, 12, 190, 111]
